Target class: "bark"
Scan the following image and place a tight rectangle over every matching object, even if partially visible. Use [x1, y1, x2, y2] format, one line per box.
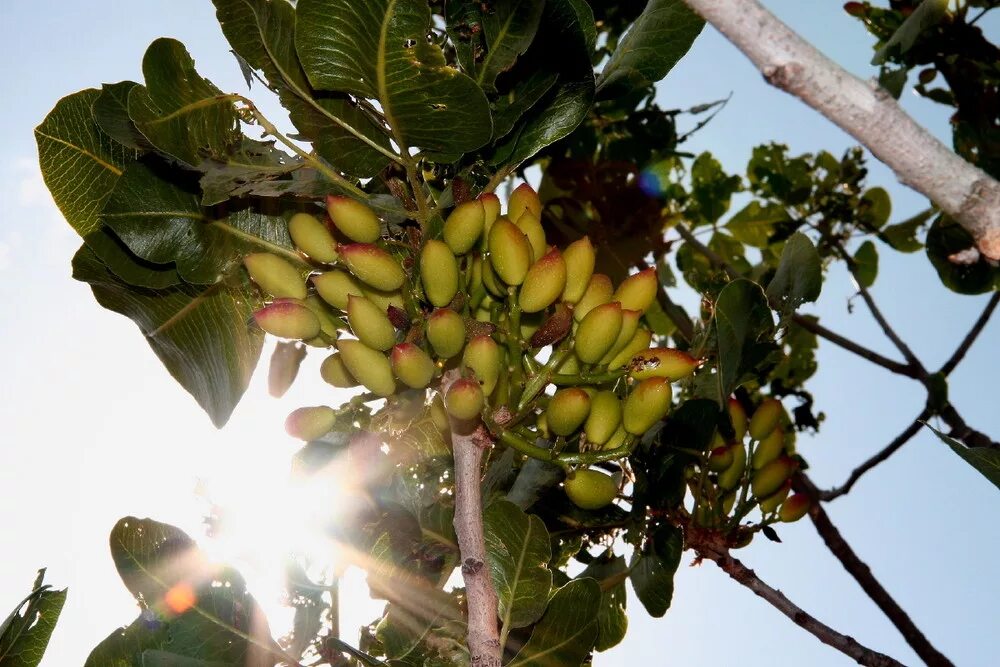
[682, 0, 1000, 259]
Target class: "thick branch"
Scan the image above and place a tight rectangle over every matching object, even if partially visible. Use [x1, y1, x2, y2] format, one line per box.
[697, 543, 905, 667]
[682, 0, 1000, 259]
[797, 475, 955, 667]
[940, 292, 1000, 376]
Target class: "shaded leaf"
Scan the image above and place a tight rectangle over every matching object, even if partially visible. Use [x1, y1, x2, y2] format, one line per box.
[84, 228, 182, 290]
[873, 0, 949, 65]
[925, 215, 999, 295]
[580, 554, 628, 652]
[478, 0, 546, 92]
[72, 245, 264, 427]
[628, 524, 682, 617]
[726, 201, 788, 248]
[93, 81, 154, 151]
[859, 187, 892, 229]
[0, 571, 66, 667]
[924, 424, 1000, 491]
[508, 578, 601, 666]
[765, 232, 822, 313]
[715, 279, 775, 401]
[853, 240, 879, 288]
[597, 0, 704, 96]
[484, 500, 553, 631]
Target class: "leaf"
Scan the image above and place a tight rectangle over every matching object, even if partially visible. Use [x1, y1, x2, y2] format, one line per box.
[100, 161, 299, 285]
[726, 201, 788, 248]
[859, 187, 892, 229]
[579, 554, 628, 652]
[490, 0, 596, 167]
[689, 152, 742, 224]
[0, 570, 66, 667]
[73, 245, 264, 427]
[508, 579, 601, 667]
[597, 0, 705, 96]
[925, 215, 999, 295]
[477, 0, 546, 92]
[714, 279, 775, 401]
[483, 500, 553, 632]
[212, 0, 393, 178]
[628, 524, 682, 618]
[853, 240, 879, 288]
[877, 65, 908, 99]
[765, 232, 822, 313]
[881, 208, 932, 253]
[93, 81, 154, 151]
[128, 39, 242, 168]
[84, 228, 183, 290]
[35, 89, 140, 239]
[873, 0, 949, 65]
[924, 424, 1000, 491]
[296, 0, 492, 155]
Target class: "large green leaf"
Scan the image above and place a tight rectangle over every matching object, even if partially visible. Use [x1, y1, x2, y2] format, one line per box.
[100, 161, 300, 285]
[73, 246, 264, 427]
[296, 0, 492, 155]
[93, 81, 154, 151]
[765, 232, 822, 314]
[491, 0, 595, 167]
[726, 201, 788, 248]
[483, 500, 553, 633]
[477, 0, 546, 91]
[197, 139, 328, 206]
[35, 89, 140, 239]
[580, 553, 628, 652]
[84, 228, 182, 290]
[873, 0, 949, 65]
[714, 279, 775, 402]
[0, 570, 66, 667]
[925, 215, 1000, 295]
[212, 0, 393, 178]
[925, 425, 1000, 491]
[128, 39, 242, 168]
[508, 578, 601, 666]
[596, 0, 704, 96]
[629, 524, 682, 618]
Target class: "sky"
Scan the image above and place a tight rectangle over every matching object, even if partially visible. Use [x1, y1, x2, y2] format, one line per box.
[0, 1, 997, 666]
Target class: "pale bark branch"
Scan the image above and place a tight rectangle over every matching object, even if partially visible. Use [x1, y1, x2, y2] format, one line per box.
[682, 0, 1000, 259]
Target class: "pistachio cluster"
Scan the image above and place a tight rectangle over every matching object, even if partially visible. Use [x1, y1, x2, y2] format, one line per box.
[244, 184, 701, 511]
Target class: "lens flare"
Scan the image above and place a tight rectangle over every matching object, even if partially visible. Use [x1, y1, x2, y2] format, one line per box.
[638, 160, 674, 198]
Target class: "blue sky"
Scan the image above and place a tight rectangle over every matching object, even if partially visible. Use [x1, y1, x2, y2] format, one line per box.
[0, 1, 997, 666]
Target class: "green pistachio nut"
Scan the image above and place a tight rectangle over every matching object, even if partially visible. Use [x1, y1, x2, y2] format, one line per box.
[479, 253, 507, 298]
[390, 343, 436, 389]
[564, 468, 618, 510]
[488, 217, 532, 286]
[600, 309, 641, 365]
[288, 212, 338, 263]
[443, 199, 485, 254]
[320, 352, 358, 388]
[420, 239, 459, 307]
[507, 182, 542, 224]
[602, 423, 628, 451]
[254, 299, 320, 340]
[326, 195, 380, 243]
[462, 335, 501, 396]
[721, 489, 738, 515]
[758, 479, 792, 514]
[556, 351, 581, 375]
[312, 269, 364, 310]
[584, 390, 623, 446]
[607, 327, 653, 369]
[243, 253, 307, 299]
[426, 308, 466, 359]
[561, 236, 596, 303]
[445, 377, 484, 421]
[628, 348, 700, 381]
[515, 211, 547, 262]
[346, 295, 396, 351]
[751, 456, 797, 499]
[268, 341, 306, 398]
[623, 377, 672, 434]
[547, 388, 592, 436]
[574, 301, 623, 364]
[612, 267, 658, 314]
[285, 405, 336, 441]
[573, 273, 614, 322]
[717, 442, 748, 491]
[728, 397, 748, 442]
[519, 248, 567, 313]
[338, 243, 405, 291]
[708, 445, 735, 472]
[536, 411, 550, 439]
[752, 427, 785, 470]
[429, 394, 451, 436]
[779, 493, 811, 523]
[748, 398, 783, 441]
[361, 284, 405, 313]
[336, 339, 396, 397]
[480, 192, 501, 232]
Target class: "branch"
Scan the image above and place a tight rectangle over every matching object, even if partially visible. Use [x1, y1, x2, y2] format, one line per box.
[681, 0, 1000, 260]
[695, 542, 905, 667]
[796, 475, 956, 667]
[936, 401, 1000, 449]
[940, 292, 1000, 376]
[791, 315, 920, 379]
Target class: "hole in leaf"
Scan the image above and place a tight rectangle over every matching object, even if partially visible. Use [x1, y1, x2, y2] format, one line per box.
[403, 38, 417, 48]
[430, 103, 447, 111]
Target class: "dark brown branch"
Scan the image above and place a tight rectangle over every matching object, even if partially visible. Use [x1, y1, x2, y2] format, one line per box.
[940, 292, 1000, 376]
[696, 542, 905, 667]
[791, 315, 921, 379]
[797, 475, 955, 667]
[819, 407, 933, 501]
[937, 402, 1000, 449]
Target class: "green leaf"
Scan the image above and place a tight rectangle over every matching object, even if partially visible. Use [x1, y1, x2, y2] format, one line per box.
[35, 89, 140, 239]
[924, 424, 1000, 491]
[296, 0, 492, 155]
[212, 0, 393, 178]
[925, 215, 1000, 295]
[508, 578, 601, 667]
[491, 0, 596, 167]
[128, 38, 241, 168]
[689, 152, 742, 224]
[853, 240, 879, 289]
[0, 570, 66, 667]
[483, 500, 553, 632]
[478, 0, 546, 92]
[597, 0, 705, 96]
[766, 232, 822, 313]
[73, 245, 264, 427]
[859, 187, 892, 229]
[140, 651, 230, 666]
[580, 553, 628, 652]
[629, 524, 682, 618]
[715, 279, 775, 401]
[877, 65, 908, 99]
[100, 161, 300, 285]
[881, 208, 932, 253]
[873, 0, 949, 65]
[726, 201, 788, 248]
[84, 228, 182, 290]
[93, 81, 154, 151]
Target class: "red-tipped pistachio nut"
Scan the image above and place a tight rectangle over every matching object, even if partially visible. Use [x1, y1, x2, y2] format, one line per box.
[779, 493, 811, 522]
[346, 295, 396, 351]
[426, 308, 466, 359]
[751, 456, 798, 499]
[390, 343, 436, 389]
[462, 335, 502, 396]
[285, 405, 336, 441]
[752, 427, 785, 470]
[628, 348, 700, 381]
[748, 398, 783, 441]
[584, 390, 623, 446]
[561, 236, 596, 304]
[267, 341, 306, 398]
[288, 212, 338, 263]
[573, 273, 614, 321]
[547, 388, 592, 436]
[488, 217, 532, 286]
[326, 195, 380, 243]
[337, 243, 405, 291]
[420, 239, 460, 307]
[443, 199, 485, 255]
[728, 397, 748, 442]
[575, 301, 623, 364]
[336, 339, 396, 397]
[320, 352, 358, 388]
[564, 468, 618, 510]
[446, 377, 485, 421]
[613, 267, 658, 314]
[758, 479, 792, 514]
[243, 253, 307, 299]
[507, 182, 542, 224]
[515, 211, 546, 261]
[623, 377, 672, 435]
[708, 445, 735, 472]
[254, 300, 320, 340]
[519, 248, 567, 313]
[312, 269, 364, 310]
[479, 192, 501, 232]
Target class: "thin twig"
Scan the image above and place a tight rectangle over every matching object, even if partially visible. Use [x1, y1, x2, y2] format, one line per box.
[796, 474, 956, 667]
[674, 223, 740, 278]
[695, 542, 905, 667]
[791, 315, 920, 379]
[940, 292, 1000, 376]
[936, 402, 1000, 449]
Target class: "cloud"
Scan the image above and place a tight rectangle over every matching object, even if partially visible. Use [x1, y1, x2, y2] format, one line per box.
[0, 157, 80, 270]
